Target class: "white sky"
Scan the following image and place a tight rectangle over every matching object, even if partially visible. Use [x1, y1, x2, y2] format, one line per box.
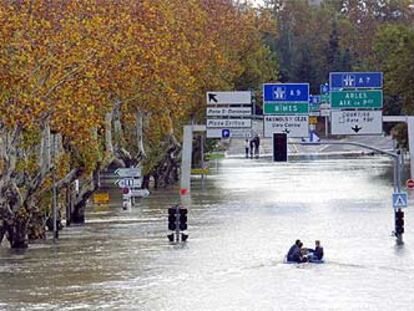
[241, 0, 265, 7]
[250, 0, 265, 7]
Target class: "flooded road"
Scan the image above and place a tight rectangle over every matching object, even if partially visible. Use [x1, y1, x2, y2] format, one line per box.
[1, 156, 414, 310]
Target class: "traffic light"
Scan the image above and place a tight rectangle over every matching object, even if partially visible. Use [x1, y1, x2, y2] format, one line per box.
[395, 209, 404, 235]
[273, 133, 287, 162]
[181, 233, 189, 242]
[168, 207, 177, 231]
[179, 208, 188, 231]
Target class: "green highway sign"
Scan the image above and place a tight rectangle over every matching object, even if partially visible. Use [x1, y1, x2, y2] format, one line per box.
[321, 94, 329, 103]
[331, 90, 383, 109]
[264, 102, 308, 114]
[309, 104, 320, 112]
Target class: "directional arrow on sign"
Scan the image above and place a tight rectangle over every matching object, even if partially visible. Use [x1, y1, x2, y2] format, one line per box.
[206, 91, 251, 104]
[123, 188, 150, 198]
[283, 128, 290, 134]
[115, 178, 142, 188]
[351, 125, 362, 133]
[115, 168, 141, 178]
[208, 93, 218, 103]
[331, 110, 382, 135]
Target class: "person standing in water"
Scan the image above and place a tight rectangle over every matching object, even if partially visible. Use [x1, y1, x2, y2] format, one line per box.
[244, 139, 249, 158]
[249, 137, 255, 158]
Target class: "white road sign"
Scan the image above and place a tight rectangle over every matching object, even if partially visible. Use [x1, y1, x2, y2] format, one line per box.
[206, 128, 253, 138]
[206, 91, 251, 104]
[264, 115, 309, 138]
[320, 109, 330, 117]
[207, 119, 252, 128]
[206, 107, 251, 117]
[115, 178, 142, 188]
[331, 110, 382, 135]
[115, 168, 141, 178]
[123, 188, 150, 198]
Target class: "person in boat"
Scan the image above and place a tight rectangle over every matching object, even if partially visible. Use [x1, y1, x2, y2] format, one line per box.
[287, 239, 306, 263]
[298, 242, 308, 262]
[308, 240, 324, 261]
[287, 239, 300, 262]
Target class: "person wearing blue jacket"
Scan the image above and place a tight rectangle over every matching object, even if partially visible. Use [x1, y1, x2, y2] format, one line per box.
[309, 240, 324, 261]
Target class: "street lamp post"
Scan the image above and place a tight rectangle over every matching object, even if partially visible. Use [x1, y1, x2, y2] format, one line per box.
[51, 132, 58, 243]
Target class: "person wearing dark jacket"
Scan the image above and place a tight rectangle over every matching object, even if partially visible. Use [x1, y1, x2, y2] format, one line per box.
[287, 239, 302, 262]
[244, 139, 249, 158]
[249, 138, 255, 158]
[309, 240, 324, 261]
[254, 135, 260, 158]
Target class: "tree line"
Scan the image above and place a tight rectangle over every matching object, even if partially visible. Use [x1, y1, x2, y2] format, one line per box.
[0, 0, 277, 248]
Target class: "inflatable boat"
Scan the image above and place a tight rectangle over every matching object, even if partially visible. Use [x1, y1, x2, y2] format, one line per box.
[283, 256, 324, 264]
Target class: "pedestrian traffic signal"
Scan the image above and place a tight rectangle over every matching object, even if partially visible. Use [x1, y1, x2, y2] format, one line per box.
[395, 209, 404, 235]
[179, 208, 188, 231]
[272, 133, 288, 162]
[168, 207, 177, 231]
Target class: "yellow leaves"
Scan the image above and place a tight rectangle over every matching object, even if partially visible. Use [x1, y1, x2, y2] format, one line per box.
[0, 0, 273, 176]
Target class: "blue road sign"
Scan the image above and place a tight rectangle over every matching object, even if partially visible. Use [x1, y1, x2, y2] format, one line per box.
[320, 83, 329, 95]
[309, 95, 321, 105]
[393, 192, 408, 209]
[222, 129, 230, 138]
[263, 83, 309, 102]
[329, 72, 383, 89]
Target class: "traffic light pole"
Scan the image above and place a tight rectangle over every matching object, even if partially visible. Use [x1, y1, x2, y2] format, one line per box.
[393, 139, 404, 244]
[175, 204, 180, 243]
[298, 140, 404, 245]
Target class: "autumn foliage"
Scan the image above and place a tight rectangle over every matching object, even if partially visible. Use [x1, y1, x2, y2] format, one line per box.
[0, 0, 277, 248]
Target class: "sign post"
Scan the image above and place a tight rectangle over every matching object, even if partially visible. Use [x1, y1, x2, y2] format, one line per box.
[329, 72, 383, 89]
[263, 83, 310, 139]
[330, 90, 383, 109]
[329, 71, 383, 136]
[206, 91, 252, 138]
[264, 115, 309, 138]
[114, 167, 147, 207]
[331, 110, 383, 135]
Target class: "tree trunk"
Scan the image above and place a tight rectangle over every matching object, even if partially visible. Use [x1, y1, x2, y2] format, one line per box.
[105, 112, 114, 155]
[142, 175, 150, 189]
[71, 200, 85, 224]
[0, 220, 6, 245]
[28, 208, 46, 241]
[7, 214, 29, 249]
[136, 111, 147, 160]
